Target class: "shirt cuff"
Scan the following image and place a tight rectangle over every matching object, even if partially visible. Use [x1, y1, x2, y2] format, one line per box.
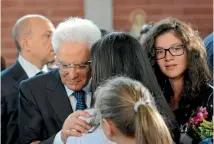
[53, 130, 64, 144]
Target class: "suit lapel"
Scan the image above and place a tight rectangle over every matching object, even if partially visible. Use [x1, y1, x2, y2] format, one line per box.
[11, 61, 28, 88]
[46, 69, 73, 123]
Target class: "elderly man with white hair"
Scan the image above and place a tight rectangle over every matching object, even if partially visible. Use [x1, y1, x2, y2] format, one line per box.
[18, 17, 101, 144]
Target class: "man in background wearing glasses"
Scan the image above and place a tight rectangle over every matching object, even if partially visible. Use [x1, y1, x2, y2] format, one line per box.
[18, 17, 101, 144]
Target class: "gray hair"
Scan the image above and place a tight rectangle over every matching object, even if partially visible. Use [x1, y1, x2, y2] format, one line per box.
[13, 14, 50, 52]
[52, 17, 101, 54]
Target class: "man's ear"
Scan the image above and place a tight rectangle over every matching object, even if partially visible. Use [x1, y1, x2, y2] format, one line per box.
[102, 119, 117, 141]
[19, 36, 31, 52]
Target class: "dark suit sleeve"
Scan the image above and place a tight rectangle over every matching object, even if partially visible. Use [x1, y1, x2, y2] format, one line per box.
[1, 93, 6, 144]
[2, 91, 20, 144]
[18, 81, 58, 144]
[40, 135, 56, 144]
[18, 81, 44, 144]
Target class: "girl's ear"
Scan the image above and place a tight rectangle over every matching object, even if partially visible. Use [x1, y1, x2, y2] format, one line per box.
[102, 119, 117, 141]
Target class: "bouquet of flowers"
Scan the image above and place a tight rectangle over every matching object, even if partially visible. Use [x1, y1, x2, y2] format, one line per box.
[184, 107, 213, 143]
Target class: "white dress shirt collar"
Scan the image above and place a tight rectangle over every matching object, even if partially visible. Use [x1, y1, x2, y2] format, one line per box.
[64, 83, 91, 111]
[64, 85, 89, 96]
[18, 55, 48, 78]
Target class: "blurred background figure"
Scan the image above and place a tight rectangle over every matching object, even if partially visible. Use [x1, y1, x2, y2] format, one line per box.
[204, 32, 213, 73]
[1, 56, 6, 71]
[95, 76, 173, 144]
[129, 9, 146, 38]
[139, 23, 154, 45]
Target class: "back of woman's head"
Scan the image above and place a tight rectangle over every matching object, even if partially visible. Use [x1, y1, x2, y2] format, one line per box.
[95, 76, 173, 144]
[142, 17, 211, 98]
[91, 32, 177, 131]
[91, 32, 160, 96]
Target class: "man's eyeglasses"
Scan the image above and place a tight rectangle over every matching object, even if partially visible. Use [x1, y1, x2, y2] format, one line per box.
[57, 58, 91, 70]
[155, 44, 185, 60]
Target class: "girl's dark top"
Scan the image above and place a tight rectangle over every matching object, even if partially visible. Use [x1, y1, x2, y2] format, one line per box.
[162, 80, 213, 143]
[164, 82, 213, 125]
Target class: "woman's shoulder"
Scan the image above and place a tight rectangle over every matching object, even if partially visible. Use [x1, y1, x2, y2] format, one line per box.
[66, 128, 115, 144]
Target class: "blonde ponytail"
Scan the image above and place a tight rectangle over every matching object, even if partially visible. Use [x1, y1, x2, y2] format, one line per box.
[135, 104, 172, 144]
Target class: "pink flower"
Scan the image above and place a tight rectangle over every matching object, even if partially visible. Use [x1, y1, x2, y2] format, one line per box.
[186, 107, 209, 129]
[198, 107, 204, 113]
[202, 107, 207, 113]
[203, 112, 208, 119]
[197, 112, 204, 121]
[193, 117, 200, 124]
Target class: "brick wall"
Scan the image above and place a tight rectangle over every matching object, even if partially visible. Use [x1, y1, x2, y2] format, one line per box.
[114, 0, 213, 38]
[1, 0, 84, 67]
[1, 0, 213, 67]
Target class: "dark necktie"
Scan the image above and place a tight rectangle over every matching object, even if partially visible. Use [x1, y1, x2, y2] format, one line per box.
[36, 71, 44, 76]
[73, 90, 87, 110]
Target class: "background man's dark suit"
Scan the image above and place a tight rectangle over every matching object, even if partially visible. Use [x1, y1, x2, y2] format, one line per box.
[1, 61, 28, 144]
[19, 69, 75, 144]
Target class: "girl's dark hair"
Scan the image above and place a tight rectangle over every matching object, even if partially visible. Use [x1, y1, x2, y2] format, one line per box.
[142, 17, 211, 101]
[91, 32, 178, 133]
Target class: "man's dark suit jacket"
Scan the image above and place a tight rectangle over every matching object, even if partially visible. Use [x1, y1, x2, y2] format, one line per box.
[19, 69, 81, 144]
[1, 61, 28, 144]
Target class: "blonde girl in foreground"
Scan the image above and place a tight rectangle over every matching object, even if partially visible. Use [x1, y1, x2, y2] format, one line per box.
[95, 76, 173, 144]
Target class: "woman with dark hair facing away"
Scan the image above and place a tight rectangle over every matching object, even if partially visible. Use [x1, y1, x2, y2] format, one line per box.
[95, 76, 173, 144]
[91, 32, 179, 142]
[143, 17, 213, 143]
[66, 32, 179, 144]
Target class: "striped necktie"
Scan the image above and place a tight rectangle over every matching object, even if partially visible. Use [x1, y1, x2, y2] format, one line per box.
[73, 90, 87, 110]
